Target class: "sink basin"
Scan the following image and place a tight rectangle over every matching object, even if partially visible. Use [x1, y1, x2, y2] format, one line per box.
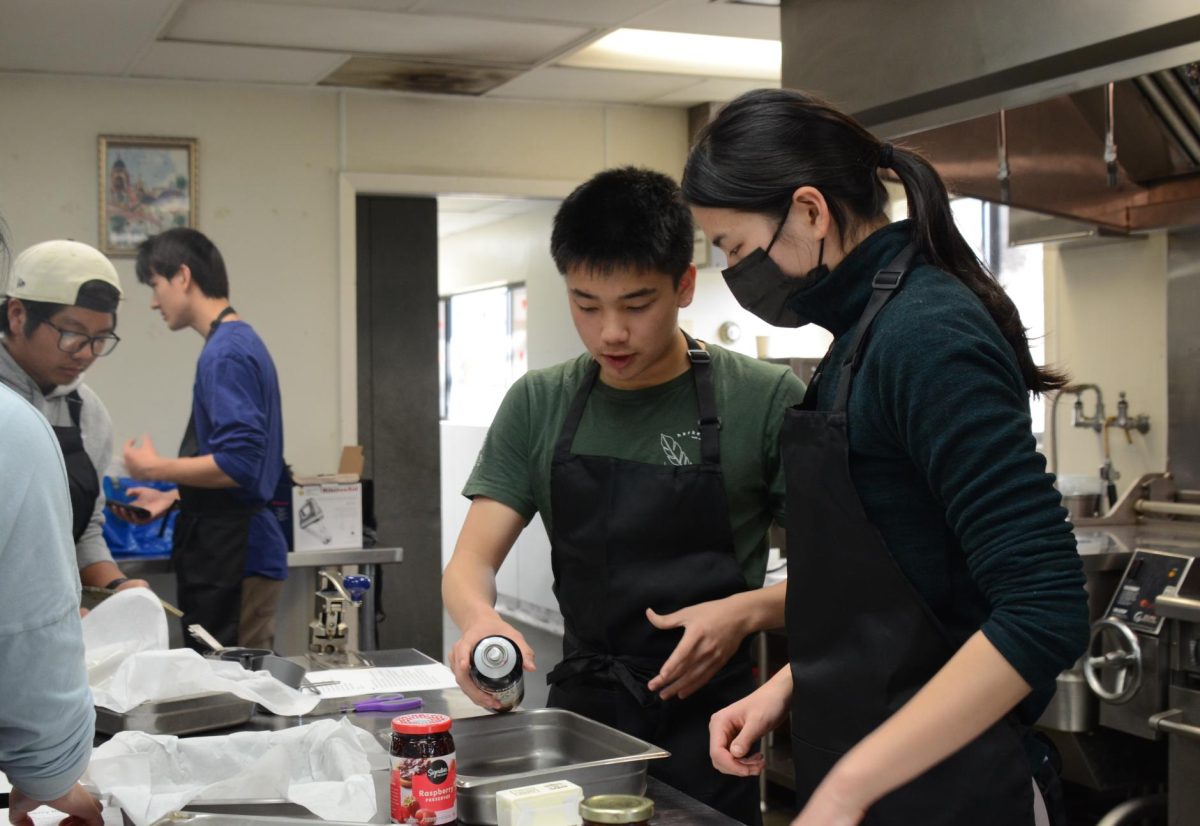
[454, 707, 669, 825]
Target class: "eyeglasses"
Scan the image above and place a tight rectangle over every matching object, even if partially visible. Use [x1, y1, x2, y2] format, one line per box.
[43, 319, 121, 357]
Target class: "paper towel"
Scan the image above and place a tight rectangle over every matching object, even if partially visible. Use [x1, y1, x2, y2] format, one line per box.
[83, 718, 388, 826]
[82, 589, 319, 717]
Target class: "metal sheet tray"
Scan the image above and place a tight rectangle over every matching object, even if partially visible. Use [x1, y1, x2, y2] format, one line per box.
[150, 813, 366, 826]
[96, 692, 256, 736]
[454, 707, 669, 825]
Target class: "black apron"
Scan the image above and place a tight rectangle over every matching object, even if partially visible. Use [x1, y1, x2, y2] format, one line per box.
[173, 307, 260, 650]
[52, 390, 99, 543]
[781, 246, 1034, 824]
[545, 333, 760, 825]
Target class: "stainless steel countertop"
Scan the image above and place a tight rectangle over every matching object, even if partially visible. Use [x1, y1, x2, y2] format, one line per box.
[114, 547, 404, 576]
[187, 649, 740, 825]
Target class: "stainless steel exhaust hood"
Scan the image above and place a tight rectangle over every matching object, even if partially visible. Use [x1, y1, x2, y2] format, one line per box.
[780, 0, 1200, 231]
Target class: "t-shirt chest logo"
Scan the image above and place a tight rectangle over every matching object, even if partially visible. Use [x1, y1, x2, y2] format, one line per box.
[660, 429, 700, 466]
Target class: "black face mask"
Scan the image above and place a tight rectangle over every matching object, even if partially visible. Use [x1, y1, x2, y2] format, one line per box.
[721, 205, 829, 328]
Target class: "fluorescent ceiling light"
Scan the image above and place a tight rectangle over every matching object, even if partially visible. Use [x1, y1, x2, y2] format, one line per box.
[559, 28, 780, 81]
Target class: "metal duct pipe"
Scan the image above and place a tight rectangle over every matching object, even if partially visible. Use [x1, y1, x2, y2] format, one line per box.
[1136, 74, 1200, 165]
[1157, 69, 1200, 142]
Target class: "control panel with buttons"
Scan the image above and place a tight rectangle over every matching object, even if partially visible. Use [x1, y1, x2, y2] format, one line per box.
[1106, 549, 1194, 634]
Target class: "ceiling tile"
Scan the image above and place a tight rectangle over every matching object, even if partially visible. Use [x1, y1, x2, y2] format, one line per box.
[489, 66, 698, 105]
[168, 0, 592, 66]
[409, 0, 665, 27]
[247, 0, 424, 10]
[0, 0, 178, 75]
[132, 41, 348, 84]
[649, 76, 778, 105]
[628, 0, 780, 40]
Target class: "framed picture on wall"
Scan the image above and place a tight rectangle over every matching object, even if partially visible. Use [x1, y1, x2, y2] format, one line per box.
[98, 135, 197, 256]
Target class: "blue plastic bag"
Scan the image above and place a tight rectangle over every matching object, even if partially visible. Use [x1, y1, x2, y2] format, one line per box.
[102, 476, 178, 558]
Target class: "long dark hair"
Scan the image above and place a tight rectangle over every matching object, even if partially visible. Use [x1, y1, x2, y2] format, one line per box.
[682, 88, 1066, 396]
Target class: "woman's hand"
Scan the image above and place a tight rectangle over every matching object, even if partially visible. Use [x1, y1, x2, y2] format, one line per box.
[709, 666, 793, 776]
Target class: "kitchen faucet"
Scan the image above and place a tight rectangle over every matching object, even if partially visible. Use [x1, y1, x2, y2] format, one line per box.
[1069, 384, 1105, 432]
[1114, 391, 1152, 436]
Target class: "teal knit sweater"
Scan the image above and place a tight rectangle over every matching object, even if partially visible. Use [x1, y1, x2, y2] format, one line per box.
[790, 220, 1089, 725]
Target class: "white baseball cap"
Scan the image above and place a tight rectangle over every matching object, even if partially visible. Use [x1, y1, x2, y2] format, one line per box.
[6, 240, 122, 311]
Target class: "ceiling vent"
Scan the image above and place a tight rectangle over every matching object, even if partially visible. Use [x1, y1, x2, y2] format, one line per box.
[319, 57, 520, 96]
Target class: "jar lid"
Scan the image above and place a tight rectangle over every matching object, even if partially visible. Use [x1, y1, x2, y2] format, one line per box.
[391, 713, 452, 734]
[579, 795, 654, 823]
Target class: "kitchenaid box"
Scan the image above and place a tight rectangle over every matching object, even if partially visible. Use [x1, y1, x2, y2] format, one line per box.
[292, 446, 364, 551]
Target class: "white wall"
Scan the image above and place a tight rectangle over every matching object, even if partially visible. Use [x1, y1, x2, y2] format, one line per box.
[0, 73, 689, 477]
[0, 76, 340, 475]
[1043, 234, 1169, 496]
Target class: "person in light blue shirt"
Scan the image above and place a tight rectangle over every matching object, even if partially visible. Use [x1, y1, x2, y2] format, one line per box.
[0, 382, 102, 826]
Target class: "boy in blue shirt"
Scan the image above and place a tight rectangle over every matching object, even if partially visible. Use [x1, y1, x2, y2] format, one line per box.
[118, 228, 287, 650]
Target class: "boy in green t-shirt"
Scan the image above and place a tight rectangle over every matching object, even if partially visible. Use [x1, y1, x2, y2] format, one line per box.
[443, 167, 804, 825]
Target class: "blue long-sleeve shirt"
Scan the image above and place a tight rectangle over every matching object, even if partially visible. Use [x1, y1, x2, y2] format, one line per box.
[790, 220, 1089, 724]
[192, 321, 287, 579]
[0, 384, 94, 800]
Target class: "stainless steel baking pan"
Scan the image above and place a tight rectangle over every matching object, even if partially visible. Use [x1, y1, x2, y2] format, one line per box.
[95, 693, 256, 736]
[454, 708, 669, 825]
[149, 812, 371, 826]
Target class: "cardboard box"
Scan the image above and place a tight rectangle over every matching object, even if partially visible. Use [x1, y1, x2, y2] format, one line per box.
[292, 447, 364, 552]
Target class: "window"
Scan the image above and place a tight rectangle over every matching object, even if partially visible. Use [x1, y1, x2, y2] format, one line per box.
[440, 284, 527, 425]
[951, 199, 1046, 435]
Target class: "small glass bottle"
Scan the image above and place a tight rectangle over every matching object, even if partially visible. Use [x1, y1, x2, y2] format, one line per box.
[390, 713, 457, 825]
[579, 794, 654, 825]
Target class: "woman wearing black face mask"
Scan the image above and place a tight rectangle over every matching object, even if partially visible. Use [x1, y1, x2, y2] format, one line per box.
[683, 89, 1089, 826]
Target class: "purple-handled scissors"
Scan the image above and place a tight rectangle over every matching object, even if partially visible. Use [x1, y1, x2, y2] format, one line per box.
[339, 694, 424, 713]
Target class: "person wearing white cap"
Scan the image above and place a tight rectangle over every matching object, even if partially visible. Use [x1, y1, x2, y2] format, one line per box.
[0, 239, 149, 594]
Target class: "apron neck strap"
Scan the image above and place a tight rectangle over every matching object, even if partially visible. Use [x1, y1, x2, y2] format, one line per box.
[64, 389, 84, 429]
[831, 243, 916, 412]
[554, 330, 723, 465]
[554, 360, 601, 460]
[207, 306, 237, 339]
[683, 332, 721, 465]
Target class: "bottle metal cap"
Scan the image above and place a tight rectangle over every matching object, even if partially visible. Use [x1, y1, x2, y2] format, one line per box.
[472, 635, 519, 679]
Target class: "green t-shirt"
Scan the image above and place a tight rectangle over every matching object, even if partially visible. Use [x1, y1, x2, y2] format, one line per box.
[463, 344, 807, 587]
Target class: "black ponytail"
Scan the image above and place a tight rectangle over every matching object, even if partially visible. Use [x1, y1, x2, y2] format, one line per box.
[682, 88, 1067, 396]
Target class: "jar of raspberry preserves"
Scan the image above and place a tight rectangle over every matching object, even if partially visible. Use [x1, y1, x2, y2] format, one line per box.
[390, 713, 457, 825]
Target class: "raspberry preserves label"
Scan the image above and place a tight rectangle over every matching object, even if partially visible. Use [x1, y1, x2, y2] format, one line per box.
[391, 751, 457, 824]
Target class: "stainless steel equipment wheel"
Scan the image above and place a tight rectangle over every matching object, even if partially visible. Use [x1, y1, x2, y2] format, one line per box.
[1083, 617, 1143, 704]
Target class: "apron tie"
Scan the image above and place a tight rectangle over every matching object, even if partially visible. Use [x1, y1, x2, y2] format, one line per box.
[547, 650, 663, 709]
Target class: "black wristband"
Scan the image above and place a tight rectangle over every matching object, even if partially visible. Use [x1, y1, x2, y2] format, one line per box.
[105, 577, 131, 590]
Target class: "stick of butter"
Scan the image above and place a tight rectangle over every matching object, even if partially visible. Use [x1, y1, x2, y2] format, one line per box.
[496, 779, 584, 826]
